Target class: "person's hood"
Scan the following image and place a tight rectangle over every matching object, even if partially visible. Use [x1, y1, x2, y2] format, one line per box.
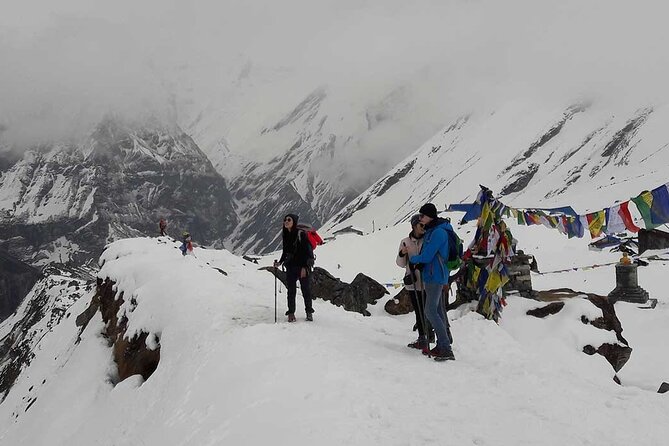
[285, 213, 299, 226]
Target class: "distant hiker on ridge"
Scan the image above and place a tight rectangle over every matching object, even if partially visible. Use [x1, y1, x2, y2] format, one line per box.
[397, 214, 433, 353]
[159, 218, 168, 236]
[180, 231, 193, 256]
[274, 214, 315, 322]
[409, 203, 455, 361]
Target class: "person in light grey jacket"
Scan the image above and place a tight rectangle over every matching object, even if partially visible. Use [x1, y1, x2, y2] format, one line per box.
[396, 215, 432, 351]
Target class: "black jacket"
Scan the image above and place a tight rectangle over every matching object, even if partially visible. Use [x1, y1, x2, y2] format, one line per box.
[279, 214, 314, 268]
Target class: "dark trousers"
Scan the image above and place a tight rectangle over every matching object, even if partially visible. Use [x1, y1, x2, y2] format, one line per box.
[286, 266, 313, 315]
[409, 289, 433, 340]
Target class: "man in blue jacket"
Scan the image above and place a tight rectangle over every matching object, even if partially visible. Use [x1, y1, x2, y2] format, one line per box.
[409, 203, 455, 361]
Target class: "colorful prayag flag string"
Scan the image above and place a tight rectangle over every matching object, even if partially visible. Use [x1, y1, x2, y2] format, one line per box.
[461, 190, 515, 322]
[449, 182, 669, 239]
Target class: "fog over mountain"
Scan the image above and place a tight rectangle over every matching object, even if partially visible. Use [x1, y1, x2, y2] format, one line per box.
[3, 1, 669, 164]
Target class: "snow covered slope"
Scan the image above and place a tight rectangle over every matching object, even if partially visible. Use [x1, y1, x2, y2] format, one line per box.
[0, 227, 667, 445]
[323, 100, 669, 234]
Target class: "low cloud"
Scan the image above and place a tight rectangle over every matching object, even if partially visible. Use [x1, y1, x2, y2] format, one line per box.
[2, 0, 669, 155]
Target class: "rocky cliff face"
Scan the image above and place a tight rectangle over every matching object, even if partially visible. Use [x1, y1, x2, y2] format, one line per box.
[0, 250, 41, 322]
[0, 266, 92, 401]
[0, 118, 238, 266]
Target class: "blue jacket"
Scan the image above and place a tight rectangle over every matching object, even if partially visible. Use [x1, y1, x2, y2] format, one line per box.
[410, 219, 451, 285]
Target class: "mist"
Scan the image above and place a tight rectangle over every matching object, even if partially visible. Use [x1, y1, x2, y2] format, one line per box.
[2, 0, 669, 156]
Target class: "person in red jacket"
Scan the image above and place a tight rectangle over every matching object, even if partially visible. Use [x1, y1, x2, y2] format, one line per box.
[159, 218, 167, 236]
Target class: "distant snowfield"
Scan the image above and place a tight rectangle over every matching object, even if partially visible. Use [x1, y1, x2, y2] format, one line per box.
[1, 219, 667, 445]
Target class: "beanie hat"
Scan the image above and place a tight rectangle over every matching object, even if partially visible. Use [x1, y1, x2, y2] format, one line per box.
[284, 214, 299, 225]
[410, 214, 421, 227]
[418, 203, 438, 219]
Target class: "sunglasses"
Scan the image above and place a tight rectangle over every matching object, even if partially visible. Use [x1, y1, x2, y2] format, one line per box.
[284, 218, 292, 222]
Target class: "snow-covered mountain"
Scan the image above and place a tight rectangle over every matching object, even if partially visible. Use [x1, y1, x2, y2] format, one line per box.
[0, 117, 237, 267]
[1, 98, 669, 444]
[178, 64, 450, 254]
[323, 99, 669, 234]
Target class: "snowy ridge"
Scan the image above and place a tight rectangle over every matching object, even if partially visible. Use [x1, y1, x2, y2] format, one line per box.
[323, 100, 669, 234]
[0, 227, 667, 444]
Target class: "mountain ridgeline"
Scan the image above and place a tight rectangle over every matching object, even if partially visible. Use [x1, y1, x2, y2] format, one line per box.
[0, 118, 237, 269]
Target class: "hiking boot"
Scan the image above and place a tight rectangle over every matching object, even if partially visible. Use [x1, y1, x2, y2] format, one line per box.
[305, 313, 313, 322]
[433, 348, 455, 361]
[423, 345, 451, 357]
[287, 314, 296, 322]
[407, 339, 427, 350]
[422, 346, 437, 356]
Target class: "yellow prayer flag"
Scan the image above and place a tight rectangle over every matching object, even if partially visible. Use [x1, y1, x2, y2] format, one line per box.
[485, 269, 503, 293]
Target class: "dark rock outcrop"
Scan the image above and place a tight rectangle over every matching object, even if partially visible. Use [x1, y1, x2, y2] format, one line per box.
[525, 289, 632, 373]
[638, 228, 669, 255]
[0, 268, 88, 401]
[384, 288, 414, 315]
[78, 278, 160, 383]
[0, 250, 41, 322]
[262, 266, 388, 316]
[658, 382, 669, 394]
[526, 302, 565, 318]
[582, 294, 628, 345]
[582, 343, 632, 373]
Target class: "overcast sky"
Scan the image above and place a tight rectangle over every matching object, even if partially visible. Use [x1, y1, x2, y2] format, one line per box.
[2, 0, 669, 149]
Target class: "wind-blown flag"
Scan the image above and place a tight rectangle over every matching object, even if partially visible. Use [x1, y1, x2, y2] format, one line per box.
[480, 201, 494, 231]
[526, 212, 542, 225]
[631, 191, 658, 229]
[517, 210, 526, 225]
[478, 268, 489, 295]
[574, 216, 585, 238]
[485, 269, 502, 293]
[606, 201, 640, 233]
[563, 216, 584, 238]
[579, 215, 590, 237]
[586, 210, 606, 238]
[606, 204, 626, 233]
[650, 184, 669, 225]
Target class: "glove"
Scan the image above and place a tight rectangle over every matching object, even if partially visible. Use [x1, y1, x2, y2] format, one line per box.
[306, 258, 315, 268]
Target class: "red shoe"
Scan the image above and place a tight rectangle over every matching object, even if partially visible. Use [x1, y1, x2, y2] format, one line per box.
[422, 346, 437, 356]
[407, 339, 427, 350]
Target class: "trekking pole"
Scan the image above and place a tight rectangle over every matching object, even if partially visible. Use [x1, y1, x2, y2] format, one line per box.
[405, 247, 431, 358]
[274, 267, 278, 323]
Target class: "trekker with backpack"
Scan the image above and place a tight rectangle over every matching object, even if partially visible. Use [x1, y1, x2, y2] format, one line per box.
[274, 214, 315, 322]
[409, 203, 455, 361]
[180, 231, 193, 256]
[397, 214, 433, 353]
